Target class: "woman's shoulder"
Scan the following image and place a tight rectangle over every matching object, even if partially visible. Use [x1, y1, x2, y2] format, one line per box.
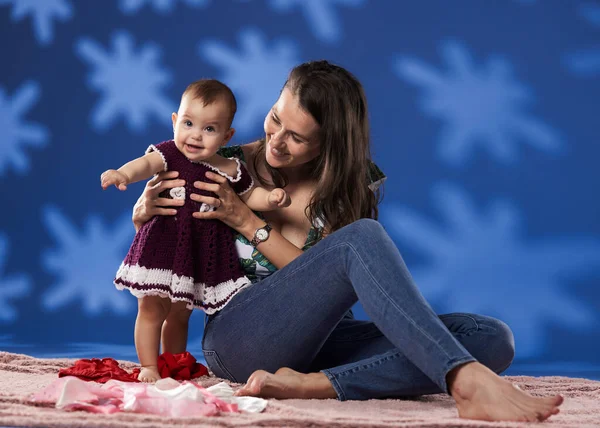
[218, 141, 261, 163]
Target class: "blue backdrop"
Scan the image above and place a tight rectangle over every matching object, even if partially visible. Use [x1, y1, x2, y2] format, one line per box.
[1, 0, 599, 379]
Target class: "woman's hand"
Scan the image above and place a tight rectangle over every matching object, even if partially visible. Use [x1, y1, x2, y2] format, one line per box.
[192, 171, 260, 237]
[132, 171, 186, 231]
[194, 170, 307, 269]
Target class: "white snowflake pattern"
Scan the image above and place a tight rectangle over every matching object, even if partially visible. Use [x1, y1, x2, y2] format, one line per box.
[381, 183, 600, 357]
[199, 28, 300, 136]
[41, 207, 135, 316]
[0, 234, 31, 323]
[394, 40, 562, 166]
[269, 0, 366, 43]
[75, 31, 174, 133]
[0, 0, 72, 45]
[564, 3, 600, 77]
[0, 81, 49, 177]
[118, 0, 209, 14]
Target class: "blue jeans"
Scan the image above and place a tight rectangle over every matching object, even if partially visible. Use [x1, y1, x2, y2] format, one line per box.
[202, 219, 515, 400]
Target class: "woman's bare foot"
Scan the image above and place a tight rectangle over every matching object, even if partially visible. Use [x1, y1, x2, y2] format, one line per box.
[139, 365, 161, 383]
[234, 367, 337, 399]
[449, 362, 563, 422]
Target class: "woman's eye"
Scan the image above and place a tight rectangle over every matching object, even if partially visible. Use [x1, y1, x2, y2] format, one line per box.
[271, 114, 280, 124]
[292, 135, 302, 143]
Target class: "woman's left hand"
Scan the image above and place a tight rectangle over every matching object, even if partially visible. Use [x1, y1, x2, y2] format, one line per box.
[191, 171, 255, 232]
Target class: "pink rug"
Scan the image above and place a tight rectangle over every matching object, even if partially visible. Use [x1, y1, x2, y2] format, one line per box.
[1, 352, 598, 427]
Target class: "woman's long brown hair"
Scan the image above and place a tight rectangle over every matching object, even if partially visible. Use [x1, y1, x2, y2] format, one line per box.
[253, 60, 382, 233]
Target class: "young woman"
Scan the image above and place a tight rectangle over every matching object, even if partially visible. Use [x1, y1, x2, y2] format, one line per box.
[132, 60, 563, 422]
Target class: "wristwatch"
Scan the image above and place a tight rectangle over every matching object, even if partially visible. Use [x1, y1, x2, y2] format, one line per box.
[250, 223, 272, 247]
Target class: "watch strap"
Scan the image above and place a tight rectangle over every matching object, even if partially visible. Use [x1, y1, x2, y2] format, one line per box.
[250, 223, 272, 247]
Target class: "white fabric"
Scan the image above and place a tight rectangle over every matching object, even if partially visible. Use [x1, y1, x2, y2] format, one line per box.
[32, 376, 267, 417]
[115, 263, 252, 314]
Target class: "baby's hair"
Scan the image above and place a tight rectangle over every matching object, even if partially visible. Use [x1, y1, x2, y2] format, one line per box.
[183, 79, 237, 127]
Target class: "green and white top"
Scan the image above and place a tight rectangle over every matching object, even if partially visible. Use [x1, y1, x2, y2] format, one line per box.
[217, 145, 386, 282]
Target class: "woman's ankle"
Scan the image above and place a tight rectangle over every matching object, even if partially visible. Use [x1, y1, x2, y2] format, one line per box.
[447, 361, 480, 398]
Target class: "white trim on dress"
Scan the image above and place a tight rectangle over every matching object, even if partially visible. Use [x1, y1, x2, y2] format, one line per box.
[196, 157, 243, 183]
[115, 263, 251, 315]
[237, 176, 254, 196]
[146, 144, 168, 171]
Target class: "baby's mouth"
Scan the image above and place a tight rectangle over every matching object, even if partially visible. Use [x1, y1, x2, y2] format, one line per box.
[185, 143, 203, 152]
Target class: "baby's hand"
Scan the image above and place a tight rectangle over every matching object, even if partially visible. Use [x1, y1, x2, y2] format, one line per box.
[268, 188, 291, 208]
[101, 169, 129, 191]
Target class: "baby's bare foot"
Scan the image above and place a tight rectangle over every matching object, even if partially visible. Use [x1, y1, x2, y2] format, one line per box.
[234, 368, 336, 399]
[138, 366, 161, 383]
[450, 362, 563, 422]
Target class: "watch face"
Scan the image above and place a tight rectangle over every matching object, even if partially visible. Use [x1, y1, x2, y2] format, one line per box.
[256, 229, 269, 240]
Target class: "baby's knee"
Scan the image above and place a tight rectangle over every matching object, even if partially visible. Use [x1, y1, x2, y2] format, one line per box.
[168, 303, 193, 324]
[138, 296, 170, 321]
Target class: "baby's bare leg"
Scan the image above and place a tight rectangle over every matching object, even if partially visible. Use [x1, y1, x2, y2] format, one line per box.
[135, 296, 171, 382]
[161, 301, 193, 354]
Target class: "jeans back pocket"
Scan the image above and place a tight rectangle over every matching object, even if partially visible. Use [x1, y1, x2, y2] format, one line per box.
[202, 349, 237, 382]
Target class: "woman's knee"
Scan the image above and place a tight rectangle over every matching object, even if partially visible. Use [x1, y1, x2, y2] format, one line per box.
[339, 218, 386, 244]
[449, 313, 515, 374]
[494, 319, 515, 372]
[482, 317, 515, 373]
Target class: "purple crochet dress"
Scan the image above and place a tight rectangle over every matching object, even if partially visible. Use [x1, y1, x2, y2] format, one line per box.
[114, 140, 254, 314]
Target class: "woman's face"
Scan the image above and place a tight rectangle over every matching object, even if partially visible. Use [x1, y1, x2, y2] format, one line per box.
[263, 87, 321, 170]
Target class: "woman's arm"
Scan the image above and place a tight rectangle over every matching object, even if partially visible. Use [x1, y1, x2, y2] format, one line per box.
[191, 171, 304, 269]
[131, 170, 186, 232]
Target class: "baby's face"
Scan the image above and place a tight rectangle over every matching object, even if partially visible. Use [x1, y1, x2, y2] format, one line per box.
[172, 95, 233, 162]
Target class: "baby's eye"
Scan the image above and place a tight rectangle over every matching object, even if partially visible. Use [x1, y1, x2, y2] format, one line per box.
[205, 126, 215, 132]
[185, 120, 193, 127]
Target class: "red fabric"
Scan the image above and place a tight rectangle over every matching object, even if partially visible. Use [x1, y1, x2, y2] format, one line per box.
[58, 352, 208, 383]
[58, 358, 141, 383]
[157, 352, 209, 380]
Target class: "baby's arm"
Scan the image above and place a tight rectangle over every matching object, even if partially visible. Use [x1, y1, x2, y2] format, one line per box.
[240, 186, 291, 211]
[101, 152, 165, 191]
[222, 156, 291, 210]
